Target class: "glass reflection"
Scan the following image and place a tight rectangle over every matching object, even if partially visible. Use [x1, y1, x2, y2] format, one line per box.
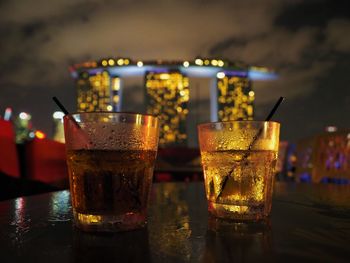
[48, 190, 71, 222]
[148, 183, 192, 260]
[10, 197, 29, 246]
[72, 227, 151, 263]
[13, 197, 26, 226]
[203, 217, 273, 262]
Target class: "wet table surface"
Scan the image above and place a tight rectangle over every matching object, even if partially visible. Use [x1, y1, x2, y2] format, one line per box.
[1, 182, 350, 263]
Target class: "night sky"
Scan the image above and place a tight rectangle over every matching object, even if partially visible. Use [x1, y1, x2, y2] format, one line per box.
[1, 0, 349, 144]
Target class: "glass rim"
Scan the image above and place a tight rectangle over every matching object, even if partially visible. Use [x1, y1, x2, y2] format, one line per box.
[197, 120, 280, 129]
[65, 111, 158, 119]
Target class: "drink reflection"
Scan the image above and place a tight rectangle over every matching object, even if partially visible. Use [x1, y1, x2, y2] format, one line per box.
[203, 216, 273, 262]
[148, 183, 192, 261]
[48, 191, 71, 222]
[72, 227, 151, 263]
[10, 197, 29, 247]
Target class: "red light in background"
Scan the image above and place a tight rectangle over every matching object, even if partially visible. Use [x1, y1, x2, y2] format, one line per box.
[35, 130, 46, 139]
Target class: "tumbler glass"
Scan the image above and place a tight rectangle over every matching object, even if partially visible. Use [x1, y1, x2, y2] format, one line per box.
[198, 121, 280, 221]
[64, 112, 159, 232]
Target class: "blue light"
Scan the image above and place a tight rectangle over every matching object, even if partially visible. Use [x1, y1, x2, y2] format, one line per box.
[299, 172, 312, 183]
[180, 66, 218, 77]
[248, 70, 278, 80]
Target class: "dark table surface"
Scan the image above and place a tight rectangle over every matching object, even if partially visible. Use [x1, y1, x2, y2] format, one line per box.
[1, 182, 350, 263]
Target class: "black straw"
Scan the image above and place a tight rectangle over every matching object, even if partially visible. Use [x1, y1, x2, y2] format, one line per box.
[52, 96, 81, 130]
[52, 96, 69, 115]
[216, 96, 285, 199]
[265, 97, 285, 121]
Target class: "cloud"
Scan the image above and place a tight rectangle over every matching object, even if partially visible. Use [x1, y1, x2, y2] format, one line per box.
[325, 19, 350, 53]
[214, 19, 350, 104]
[0, 0, 287, 93]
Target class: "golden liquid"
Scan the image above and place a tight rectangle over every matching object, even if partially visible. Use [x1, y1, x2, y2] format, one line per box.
[201, 150, 277, 220]
[66, 149, 156, 216]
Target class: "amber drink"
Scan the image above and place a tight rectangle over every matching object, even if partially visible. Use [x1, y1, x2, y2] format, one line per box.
[64, 112, 159, 232]
[198, 121, 280, 221]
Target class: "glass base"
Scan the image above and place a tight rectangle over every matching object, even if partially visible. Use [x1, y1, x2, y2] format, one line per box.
[208, 201, 269, 222]
[73, 210, 147, 232]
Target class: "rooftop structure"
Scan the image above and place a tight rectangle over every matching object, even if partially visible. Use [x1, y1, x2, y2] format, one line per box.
[70, 57, 277, 147]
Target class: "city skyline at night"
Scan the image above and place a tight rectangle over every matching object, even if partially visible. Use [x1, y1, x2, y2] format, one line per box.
[71, 57, 264, 146]
[0, 0, 349, 143]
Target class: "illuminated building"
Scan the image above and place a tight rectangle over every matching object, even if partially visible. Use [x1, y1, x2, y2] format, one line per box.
[295, 129, 350, 183]
[76, 70, 121, 112]
[70, 57, 277, 147]
[216, 71, 253, 121]
[145, 71, 189, 146]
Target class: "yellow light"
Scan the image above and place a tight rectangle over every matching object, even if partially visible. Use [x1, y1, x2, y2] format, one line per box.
[35, 130, 46, 140]
[211, 59, 218, 66]
[160, 73, 170, 80]
[217, 72, 225, 79]
[137, 61, 143, 67]
[108, 59, 115, 66]
[195, 59, 203, 66]
[113, 78, 120, 90]
[218, 60, 224, 67]
[247, 105, 253, 116]
[117, 59, 124, 66]
[249, 91, 255, 97]
[102, 60, 108, 66]
[183, 61, 189, 67]
[124, 59, 130, 65]
[204, 60, 210, 65]
[107, 105, 113, 111]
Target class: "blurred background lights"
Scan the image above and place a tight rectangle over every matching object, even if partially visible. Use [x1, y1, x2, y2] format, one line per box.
[19, 112, 31, 120]
[195, 59, 203, 66]
[183, 61, 189, 67]
[35, 130, 46, 139]
[29, 131, 35, 138]
[216, 72, 225, 79]
[52, 111, 64, 120]
[108, 59, 115, 66]
[101, 60, 108, 66]
[4, 107, 12, 120]
[137, 61, 143, 67]
[325, 126, 337, 132]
